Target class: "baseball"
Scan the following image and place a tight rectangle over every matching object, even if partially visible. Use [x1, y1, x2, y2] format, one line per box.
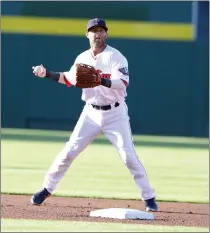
[34, 66, 42, 73]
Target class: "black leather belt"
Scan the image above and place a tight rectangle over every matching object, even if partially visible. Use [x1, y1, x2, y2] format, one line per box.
[91, 102, 120, 111]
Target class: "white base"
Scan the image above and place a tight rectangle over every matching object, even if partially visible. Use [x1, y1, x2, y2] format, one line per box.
[90, 208, 155, 220]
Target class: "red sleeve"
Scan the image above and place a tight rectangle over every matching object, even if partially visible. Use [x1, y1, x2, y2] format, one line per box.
[64, 75, 73, 87]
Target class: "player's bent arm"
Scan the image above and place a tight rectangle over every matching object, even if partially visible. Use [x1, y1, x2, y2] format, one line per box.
[58, 73, 72, 87]
[46, 71, 73, 87]
[57, 73, 66, 84]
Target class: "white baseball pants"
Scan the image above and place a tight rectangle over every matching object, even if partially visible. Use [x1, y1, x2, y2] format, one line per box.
[43, 101, 155, 200]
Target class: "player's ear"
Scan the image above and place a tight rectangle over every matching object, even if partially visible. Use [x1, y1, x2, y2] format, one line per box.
[86, 31, 89, 39]
[106, 32, 108, 39]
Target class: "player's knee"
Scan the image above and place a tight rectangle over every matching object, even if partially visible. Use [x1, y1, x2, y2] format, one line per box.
[65, 141, 80, 159]
[122, 153, 140, 169]
[67, 141, 79, 151]
[124, 159, 136, 169]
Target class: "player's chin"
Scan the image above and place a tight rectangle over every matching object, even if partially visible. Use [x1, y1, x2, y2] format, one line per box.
[94, 40, 101, 44]
[95, 41, 105, 47]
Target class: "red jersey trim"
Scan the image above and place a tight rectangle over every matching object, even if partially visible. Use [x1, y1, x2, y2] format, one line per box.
[64, 75, 72, 87]
[121, 79, 128, 86]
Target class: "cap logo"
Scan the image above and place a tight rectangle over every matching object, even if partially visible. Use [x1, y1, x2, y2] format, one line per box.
[94, 18, 100, 25]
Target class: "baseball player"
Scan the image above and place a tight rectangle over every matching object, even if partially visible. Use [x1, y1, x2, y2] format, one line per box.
[31, 18, 158, 212]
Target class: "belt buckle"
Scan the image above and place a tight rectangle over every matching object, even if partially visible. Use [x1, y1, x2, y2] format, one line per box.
[115, 102, 120, 107]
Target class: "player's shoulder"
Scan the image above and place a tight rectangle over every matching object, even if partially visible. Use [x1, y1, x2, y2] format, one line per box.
[107, 45, 127, 62]
[106, 45, 124, 56]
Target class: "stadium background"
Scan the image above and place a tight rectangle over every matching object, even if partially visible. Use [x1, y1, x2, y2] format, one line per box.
[1, 1, 209, 138]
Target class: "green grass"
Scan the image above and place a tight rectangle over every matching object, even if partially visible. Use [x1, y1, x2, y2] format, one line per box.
[2, 219, 209, 232]
[1, 128, 208, 149]
[1, 128, 209, 203]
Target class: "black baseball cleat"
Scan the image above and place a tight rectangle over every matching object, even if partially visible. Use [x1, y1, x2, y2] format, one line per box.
[31, 188, 51, 205]
[145, 197, 158, 212]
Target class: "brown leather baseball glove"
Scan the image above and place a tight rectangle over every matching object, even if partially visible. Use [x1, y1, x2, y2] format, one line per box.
[75, 63, 101, 88]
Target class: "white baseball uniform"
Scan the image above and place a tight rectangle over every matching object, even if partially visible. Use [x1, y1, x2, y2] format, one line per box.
[43, 45, 155, 201]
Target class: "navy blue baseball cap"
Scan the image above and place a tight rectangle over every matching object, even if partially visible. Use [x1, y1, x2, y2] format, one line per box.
[87, 18, 108, 32]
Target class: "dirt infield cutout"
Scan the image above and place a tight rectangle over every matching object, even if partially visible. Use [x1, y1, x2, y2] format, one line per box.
[2, 194, 209, 227]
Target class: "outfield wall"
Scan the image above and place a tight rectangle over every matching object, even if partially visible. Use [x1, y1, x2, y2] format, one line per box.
[1, 2, 209, 137]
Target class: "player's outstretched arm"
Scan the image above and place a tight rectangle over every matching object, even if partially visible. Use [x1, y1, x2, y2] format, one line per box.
[32, 64, 71, 86]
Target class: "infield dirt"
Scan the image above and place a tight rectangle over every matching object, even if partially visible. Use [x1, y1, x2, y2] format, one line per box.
[2, 194, 209, 228]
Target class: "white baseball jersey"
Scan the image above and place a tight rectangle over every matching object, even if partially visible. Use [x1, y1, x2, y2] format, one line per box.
[64, 45, 129, 105]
